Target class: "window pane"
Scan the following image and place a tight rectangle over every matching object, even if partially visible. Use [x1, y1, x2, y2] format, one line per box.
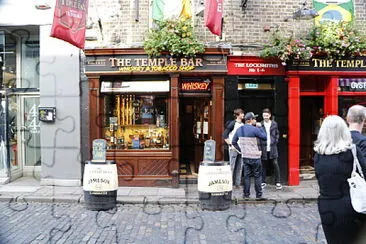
[21, 38, 39, 88]
[104, 94, 169, 150]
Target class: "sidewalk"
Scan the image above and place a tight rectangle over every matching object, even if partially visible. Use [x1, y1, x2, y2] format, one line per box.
[0, 177, 320, 205]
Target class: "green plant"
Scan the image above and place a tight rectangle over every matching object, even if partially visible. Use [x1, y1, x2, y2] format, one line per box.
[260, 21, 366, 64]
[144, 18, 205, 57]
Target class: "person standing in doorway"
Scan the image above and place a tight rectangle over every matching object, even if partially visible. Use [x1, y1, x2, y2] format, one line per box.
[260, 108, 282, 190]
[223, 108, 244, 188]
[232, 112, 267, 200]
[347, 104, 366, 158]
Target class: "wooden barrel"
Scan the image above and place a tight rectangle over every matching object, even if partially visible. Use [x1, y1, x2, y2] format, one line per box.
[198, 161, 232, 211]
[83, 160, 118, 211]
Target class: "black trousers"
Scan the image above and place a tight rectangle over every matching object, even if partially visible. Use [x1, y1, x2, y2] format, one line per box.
[262, 152, 280, 184]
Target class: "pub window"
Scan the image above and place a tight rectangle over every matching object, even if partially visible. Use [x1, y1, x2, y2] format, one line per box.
[101, 80, 170, 150]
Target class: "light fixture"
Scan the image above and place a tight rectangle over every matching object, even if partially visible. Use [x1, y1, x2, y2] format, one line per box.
[195, 0, 205, 17]
[35, 0, 51, 10]
[292, 1, 319, 20]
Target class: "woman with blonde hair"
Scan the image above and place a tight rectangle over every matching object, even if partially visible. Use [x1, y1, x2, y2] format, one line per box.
[314, 115, 366, 244]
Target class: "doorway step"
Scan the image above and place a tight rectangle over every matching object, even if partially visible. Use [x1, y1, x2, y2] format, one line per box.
[299, 165, 315, 180]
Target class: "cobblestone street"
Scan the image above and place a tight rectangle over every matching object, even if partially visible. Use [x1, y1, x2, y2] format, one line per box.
[0, 201, 326, 244]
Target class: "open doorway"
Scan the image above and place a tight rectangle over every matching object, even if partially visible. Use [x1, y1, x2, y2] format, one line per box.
[179, 97, 211, 182]
[300, 96, 323, 178]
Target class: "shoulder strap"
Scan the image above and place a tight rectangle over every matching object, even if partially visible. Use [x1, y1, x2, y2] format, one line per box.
[351, 144, 365, 178]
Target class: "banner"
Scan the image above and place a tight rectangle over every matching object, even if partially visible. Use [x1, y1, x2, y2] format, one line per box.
[204, 0, 223, 36]
[313, 0, 353, 25]
[50, 0, 89, 49]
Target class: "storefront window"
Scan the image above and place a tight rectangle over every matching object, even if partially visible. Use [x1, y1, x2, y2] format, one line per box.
[101, 80, 170, 150]
[0, 28, 40, 89]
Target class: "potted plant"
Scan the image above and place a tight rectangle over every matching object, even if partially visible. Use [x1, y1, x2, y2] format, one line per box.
[260, 21, 366, 65]
[143, 18, 205, 57]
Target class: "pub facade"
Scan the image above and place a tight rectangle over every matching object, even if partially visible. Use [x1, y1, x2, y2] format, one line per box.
[84, 48, 229, 187]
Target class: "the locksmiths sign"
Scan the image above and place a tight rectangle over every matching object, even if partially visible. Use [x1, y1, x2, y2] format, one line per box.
[180, 78, 211, 92]
[287, 57, 366, 71]
[85, 53, 227, 73]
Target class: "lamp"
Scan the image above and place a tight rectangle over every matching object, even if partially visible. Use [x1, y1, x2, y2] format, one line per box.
[196, 0, 205, 17]
[284, 1, 318, 21]
[292, 1, 319, 20]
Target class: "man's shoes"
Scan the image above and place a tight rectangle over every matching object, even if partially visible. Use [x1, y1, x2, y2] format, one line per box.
[243, 194, 250, 200]
[255, 196, 266, 201]
[276, 183, 283, 190]
[261, 183, 267, 189]
[234, 185, 241, 190]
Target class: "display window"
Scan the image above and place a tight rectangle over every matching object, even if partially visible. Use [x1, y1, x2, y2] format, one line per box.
[101, 80, 170, 150]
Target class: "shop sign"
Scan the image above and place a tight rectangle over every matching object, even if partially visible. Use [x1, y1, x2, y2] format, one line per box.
[85, 54, 227, 73]
[83, 164, 118, 192]
[197, 164, 232, 193]
[180, 78, 211, 92]
[228, 56, 285, 75]
[339, 78, 366, 92]
[288, 57, 366, 71]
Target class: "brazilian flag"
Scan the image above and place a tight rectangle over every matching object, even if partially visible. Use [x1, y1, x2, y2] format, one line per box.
[313, 0, 354, 25]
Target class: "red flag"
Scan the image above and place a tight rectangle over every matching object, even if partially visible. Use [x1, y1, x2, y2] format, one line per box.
[204, 0, 223, 36]
[50, 0, 89, 49]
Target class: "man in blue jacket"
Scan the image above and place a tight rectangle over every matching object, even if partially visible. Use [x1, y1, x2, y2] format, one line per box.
[347, 104, 366, 158]
[232, 112, 267, 200]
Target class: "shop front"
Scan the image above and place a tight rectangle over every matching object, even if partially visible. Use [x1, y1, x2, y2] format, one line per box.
[287, 57, 366, 185]
[84, 48, 228, 187]
[226, 56, 288, 184]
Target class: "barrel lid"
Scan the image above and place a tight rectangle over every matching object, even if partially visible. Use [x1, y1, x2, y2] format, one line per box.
[200, 160, 229, 166]
[86, 160, 116, 164]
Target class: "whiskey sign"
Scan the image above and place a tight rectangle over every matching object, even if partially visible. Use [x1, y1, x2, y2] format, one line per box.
[180, 78, 211, 92]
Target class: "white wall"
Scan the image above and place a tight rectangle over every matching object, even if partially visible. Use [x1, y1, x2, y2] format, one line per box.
[39, 25, 82, 186]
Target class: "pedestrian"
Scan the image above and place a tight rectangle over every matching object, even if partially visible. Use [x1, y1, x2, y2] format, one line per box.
[260, 108, 282, 190]
[223, 108, 244, 188]
[314, 115, 366, 244]
[232, 112, 267, 200]
[347, 104, 366, 159]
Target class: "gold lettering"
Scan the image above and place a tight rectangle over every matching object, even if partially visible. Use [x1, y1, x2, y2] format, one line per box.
[346, 60, 355, 67]
[195, 58, 203, 66]
[181, 58, 188, 66]
[109, 58, 117, 67]
[148, 59, 157, 66]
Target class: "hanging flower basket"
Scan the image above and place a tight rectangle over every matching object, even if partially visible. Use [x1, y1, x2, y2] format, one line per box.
[144, 18, 205, 58]
[260, 21, 366, 65]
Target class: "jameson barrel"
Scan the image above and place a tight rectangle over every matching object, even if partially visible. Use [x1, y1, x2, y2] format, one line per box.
[83, 160, 118, 210]
[198, 161, 232, 211]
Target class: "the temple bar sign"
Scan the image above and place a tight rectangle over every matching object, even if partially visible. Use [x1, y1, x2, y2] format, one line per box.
[86, 54, 227, 73]
[288, 57, 366, 71]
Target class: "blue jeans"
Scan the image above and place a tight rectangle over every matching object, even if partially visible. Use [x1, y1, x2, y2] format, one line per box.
[229, 149, 243, 186]
[243, 158, 262, 198]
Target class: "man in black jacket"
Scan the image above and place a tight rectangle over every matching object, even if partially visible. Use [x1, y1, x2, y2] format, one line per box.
[223, 108, 244, 188]
[347, 104, 366, 159]
[260, 108, 282, 190]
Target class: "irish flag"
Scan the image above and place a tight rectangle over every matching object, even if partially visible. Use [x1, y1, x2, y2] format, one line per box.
[152, 0, 192, 21]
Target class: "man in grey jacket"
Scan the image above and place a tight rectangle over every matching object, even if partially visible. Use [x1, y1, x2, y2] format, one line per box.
[232, 112, 267, 200]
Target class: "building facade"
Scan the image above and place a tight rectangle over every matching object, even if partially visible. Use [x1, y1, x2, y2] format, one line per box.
[1, 0, 365, 186]
[83, 0, 366, 186]
[0, 0, 82, 186]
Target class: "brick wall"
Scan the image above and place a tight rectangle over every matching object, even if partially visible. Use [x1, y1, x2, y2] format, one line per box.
[86, 0, 366, 56]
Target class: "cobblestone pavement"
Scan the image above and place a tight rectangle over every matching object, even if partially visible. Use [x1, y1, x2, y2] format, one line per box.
[0, 201, 326, 244]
